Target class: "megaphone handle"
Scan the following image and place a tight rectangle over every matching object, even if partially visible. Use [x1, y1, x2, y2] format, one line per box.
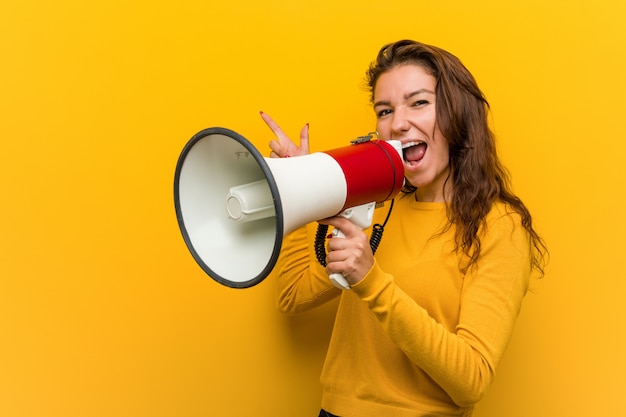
[328, 229, 352, 290]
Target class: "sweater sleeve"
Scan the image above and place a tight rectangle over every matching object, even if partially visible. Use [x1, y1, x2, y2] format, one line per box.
[274, 225, 342, 314]
[350, 211, 532, 407]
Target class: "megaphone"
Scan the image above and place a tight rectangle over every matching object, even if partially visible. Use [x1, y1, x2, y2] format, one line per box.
[174, 127, 404, 288]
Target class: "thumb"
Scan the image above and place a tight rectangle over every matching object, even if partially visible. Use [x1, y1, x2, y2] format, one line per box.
[299, 123, 310, 155]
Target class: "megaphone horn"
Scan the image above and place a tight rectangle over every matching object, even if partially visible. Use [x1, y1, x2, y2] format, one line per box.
[174, 127, 404, 288]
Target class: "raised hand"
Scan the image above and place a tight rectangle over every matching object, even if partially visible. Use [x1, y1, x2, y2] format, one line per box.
[260, 111, 310, 158]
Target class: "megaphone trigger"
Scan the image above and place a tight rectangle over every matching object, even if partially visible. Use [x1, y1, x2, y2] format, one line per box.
[337, 202, 376, 230]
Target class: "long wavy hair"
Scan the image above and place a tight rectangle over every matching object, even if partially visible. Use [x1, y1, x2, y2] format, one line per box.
[366, 40, 548, 276]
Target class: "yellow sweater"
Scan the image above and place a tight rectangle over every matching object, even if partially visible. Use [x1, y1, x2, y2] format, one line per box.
[275, 194, 531, 417]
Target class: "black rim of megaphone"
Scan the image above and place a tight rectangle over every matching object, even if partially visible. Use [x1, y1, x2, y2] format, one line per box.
[173, 127, 284, 289]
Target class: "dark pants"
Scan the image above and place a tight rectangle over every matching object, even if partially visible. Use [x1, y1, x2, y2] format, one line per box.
[318, 410, 339, 417]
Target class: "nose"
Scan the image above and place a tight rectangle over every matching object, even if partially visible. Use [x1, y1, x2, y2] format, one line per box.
[390, 107, 410, 137]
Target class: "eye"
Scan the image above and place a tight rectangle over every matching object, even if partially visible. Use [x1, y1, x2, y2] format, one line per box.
[376, 108, 392, 118]
[412, 99, 429, 107]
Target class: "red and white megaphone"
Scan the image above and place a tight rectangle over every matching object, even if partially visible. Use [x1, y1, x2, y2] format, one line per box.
[174, 127, 404, 288]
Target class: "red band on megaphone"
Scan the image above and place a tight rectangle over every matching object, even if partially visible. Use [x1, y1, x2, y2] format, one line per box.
[324, 140, 404, 211]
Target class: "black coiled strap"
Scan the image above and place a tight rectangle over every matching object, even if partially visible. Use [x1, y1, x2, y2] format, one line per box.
[314, 224, 330, 267]
[313, 199, 395, 267]
[369, 223, 384, 254]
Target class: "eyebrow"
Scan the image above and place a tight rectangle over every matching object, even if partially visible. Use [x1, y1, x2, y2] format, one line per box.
[373, 88, 435, 108]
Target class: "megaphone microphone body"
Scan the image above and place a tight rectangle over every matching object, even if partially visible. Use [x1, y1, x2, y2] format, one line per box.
[174, 127, 404, 288]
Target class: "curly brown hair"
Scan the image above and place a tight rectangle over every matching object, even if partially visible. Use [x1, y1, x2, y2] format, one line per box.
[366, 40, 548, 276]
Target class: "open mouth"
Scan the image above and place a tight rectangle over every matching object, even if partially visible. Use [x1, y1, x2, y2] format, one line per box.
[402, 141, 427, 165]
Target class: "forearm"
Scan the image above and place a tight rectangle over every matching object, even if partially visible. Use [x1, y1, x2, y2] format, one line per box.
[350, 264, 492, 406]
[351, 225, 531, 406]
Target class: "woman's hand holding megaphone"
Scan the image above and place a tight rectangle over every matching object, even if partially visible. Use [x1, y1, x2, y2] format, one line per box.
[319, 216, 375, 287]
[260, 111, 310, 157]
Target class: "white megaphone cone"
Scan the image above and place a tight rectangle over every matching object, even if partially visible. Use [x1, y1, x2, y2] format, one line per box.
[174, 127, 404, 288]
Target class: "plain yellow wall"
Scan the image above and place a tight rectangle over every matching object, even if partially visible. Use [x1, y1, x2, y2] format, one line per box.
[2, 1, 625, 416]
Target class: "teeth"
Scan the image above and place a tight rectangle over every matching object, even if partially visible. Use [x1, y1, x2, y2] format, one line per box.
[402, 141, 424, 149]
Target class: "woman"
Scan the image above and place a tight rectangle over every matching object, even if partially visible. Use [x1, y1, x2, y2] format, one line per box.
[261, 39, 548, 417]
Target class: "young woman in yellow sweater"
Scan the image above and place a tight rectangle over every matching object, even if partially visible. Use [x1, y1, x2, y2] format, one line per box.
[261, 39, 548, 417]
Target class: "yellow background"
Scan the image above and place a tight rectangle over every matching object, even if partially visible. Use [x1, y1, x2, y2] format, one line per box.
[1, 0, 625, 416]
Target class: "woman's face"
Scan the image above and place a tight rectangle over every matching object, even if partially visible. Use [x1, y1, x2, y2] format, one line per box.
[374, 64, 451, 202]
